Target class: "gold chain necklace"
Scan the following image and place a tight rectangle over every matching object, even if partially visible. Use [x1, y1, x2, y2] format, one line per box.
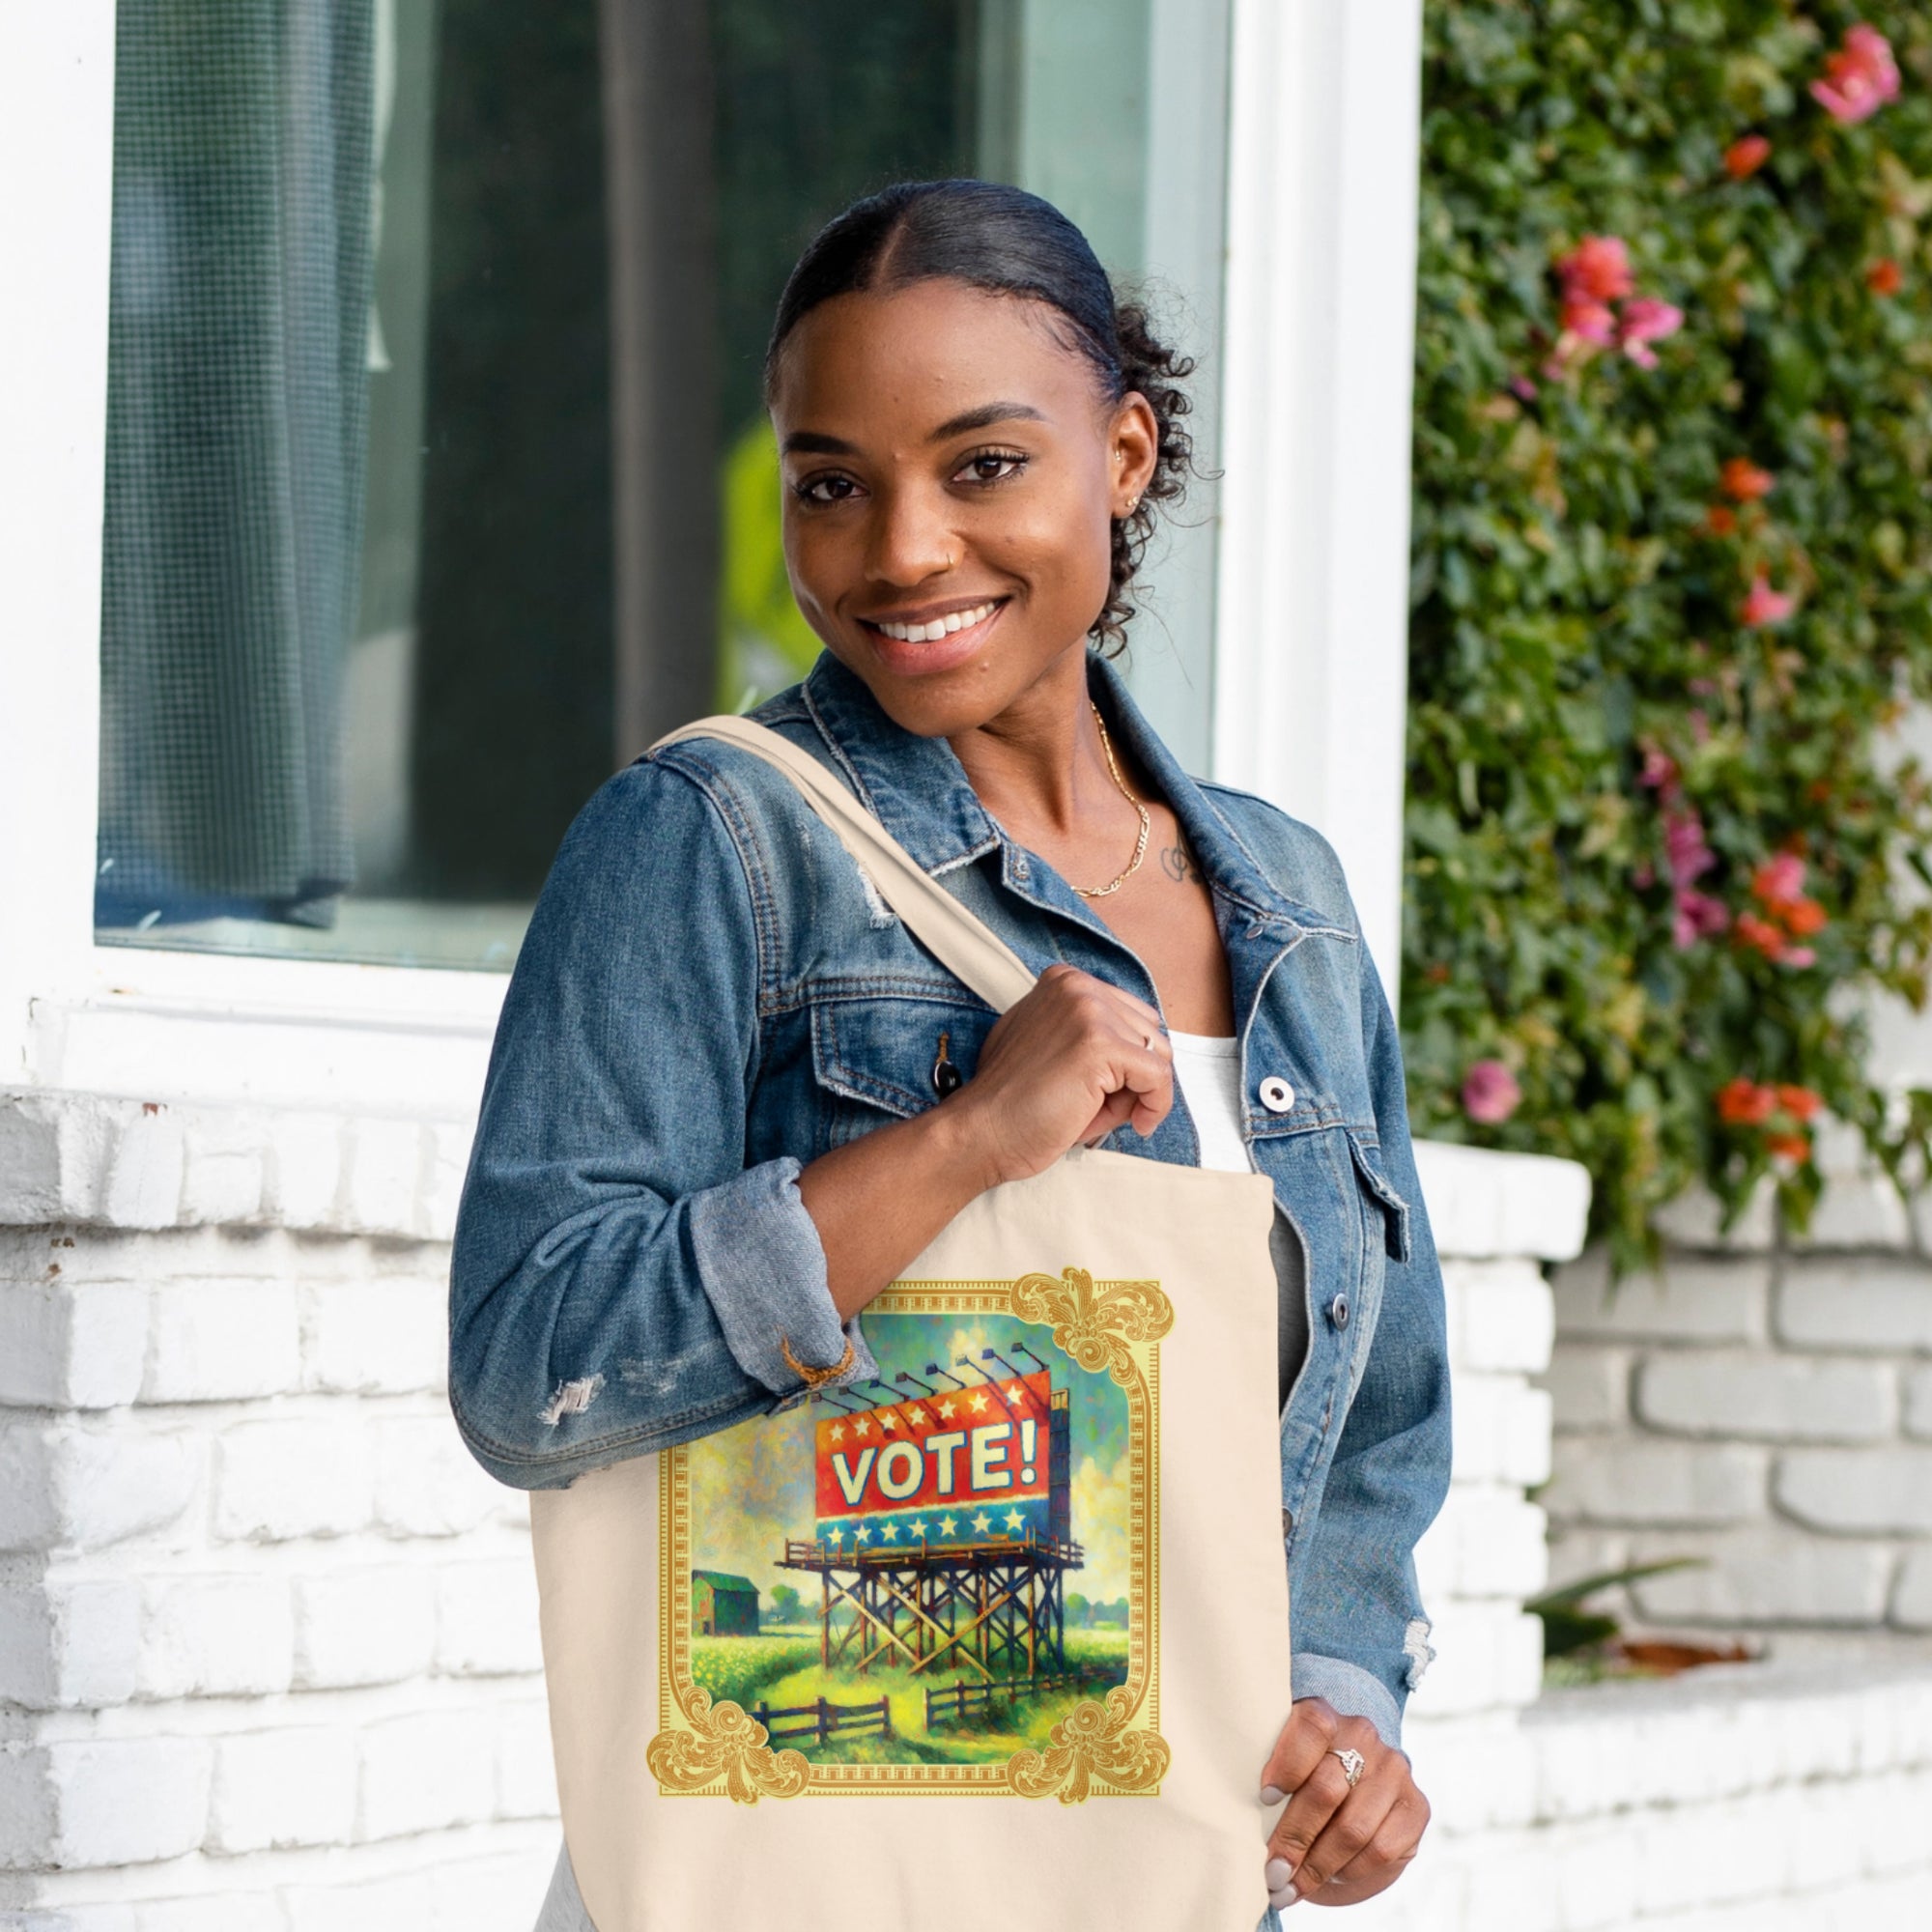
[1072, 702, 1151, 899]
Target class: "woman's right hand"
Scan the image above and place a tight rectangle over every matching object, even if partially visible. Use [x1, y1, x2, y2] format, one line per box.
[949, 962, 1175, 1186]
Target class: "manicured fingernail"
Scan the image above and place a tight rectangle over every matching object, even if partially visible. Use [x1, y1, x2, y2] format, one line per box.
[1264, 1858, 1293, 1889]
[1260, 1783, 1286, 1805]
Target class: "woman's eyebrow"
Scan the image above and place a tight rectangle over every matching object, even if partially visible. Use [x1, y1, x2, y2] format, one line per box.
[780, 402, 1045, 459]
[928, 402, 1046, 440]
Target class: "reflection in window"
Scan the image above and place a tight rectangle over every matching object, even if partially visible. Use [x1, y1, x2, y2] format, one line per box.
[97, 0, 1225, 969]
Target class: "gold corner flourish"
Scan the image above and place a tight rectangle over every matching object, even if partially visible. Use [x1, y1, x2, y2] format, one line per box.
[1006, 1686, 1171, 1803]
[645, 1688, 810, 1804]
[1011, 1266, 1174, 1387]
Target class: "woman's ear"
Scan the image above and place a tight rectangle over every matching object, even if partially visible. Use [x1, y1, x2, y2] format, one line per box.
[1111, 391, 1160, 517]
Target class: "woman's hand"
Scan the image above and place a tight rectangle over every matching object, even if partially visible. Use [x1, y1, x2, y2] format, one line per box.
[1259, 1697, 1430, 1910]
[949, 962, 1174, 1185]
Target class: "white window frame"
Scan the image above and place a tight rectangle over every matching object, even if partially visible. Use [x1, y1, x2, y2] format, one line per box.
[1, 0, 1421, 1117]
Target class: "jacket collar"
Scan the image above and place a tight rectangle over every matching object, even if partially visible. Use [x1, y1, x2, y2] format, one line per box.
[799, 650, 1336, 934]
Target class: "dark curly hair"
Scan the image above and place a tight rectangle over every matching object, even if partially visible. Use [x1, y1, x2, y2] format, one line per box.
[764, 180, 1195, 654]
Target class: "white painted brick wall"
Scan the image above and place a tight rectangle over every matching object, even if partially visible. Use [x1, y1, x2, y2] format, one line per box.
[0, 1091, 554, 1928]
[1546, 1196, 1932, 1650]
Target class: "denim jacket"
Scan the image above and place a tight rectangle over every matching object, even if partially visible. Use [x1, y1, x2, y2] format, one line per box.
[448, 650, 1451, 1749]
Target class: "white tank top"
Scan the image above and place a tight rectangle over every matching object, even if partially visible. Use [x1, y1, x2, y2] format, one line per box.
[1169, 1031, 1310, 1410]
[1167, 1031, 1253, 1173]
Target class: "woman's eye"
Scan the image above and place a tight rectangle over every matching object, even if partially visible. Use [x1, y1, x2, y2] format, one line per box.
[795, 472, 859, 504]
[956, 449, 1028, 486]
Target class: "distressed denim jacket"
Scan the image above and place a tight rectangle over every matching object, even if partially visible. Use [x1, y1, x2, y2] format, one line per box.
[448, 649, 1451, 1752]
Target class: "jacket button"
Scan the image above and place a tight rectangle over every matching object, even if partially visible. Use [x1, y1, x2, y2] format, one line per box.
[1328, 1293, 1350, 1330]
[1259, 1075, 1294, 1114]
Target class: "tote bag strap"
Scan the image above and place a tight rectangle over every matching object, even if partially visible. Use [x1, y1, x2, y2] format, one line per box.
[652, 715, 1037, 1015]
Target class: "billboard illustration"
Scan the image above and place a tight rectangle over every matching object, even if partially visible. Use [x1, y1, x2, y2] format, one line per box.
[650, 1272, 1172, 1800]
[812, 1365, 1063, 1555]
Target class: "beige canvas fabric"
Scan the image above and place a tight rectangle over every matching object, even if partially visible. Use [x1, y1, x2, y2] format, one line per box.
[530, 717, 1290, 1930]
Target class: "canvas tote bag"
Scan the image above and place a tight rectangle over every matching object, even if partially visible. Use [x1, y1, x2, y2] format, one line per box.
[530, 716, 1291, 1931]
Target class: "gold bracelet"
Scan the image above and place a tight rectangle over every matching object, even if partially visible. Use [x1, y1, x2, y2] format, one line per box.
[780, 1332, 856, 1389]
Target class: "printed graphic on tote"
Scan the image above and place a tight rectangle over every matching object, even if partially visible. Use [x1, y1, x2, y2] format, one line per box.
[649, 1269, 1171, 1801]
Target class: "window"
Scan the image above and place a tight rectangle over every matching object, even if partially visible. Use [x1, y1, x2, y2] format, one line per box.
[96, 0, 1229, 970]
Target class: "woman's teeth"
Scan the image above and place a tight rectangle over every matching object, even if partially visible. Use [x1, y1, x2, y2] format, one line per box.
[874, 601, 998, 643]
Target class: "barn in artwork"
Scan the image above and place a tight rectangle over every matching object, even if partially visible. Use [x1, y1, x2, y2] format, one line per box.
[691, 1570, 760, 1636]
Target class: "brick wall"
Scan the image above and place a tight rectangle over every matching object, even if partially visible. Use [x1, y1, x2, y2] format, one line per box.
[0, 1094, 560, 1927]
[1543, 1159, 1932, 1642]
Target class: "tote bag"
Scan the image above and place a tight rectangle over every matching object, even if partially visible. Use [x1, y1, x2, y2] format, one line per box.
[530, 716, 1290, 1931]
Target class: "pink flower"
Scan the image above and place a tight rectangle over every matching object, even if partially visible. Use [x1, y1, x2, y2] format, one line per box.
[1673, 889, 1731, 950]
[1557, 235, 1634, 302]
[1618, 297, 1684, 368]
[1508, 375, 1540, 402]
[1751, 853, 1807, 906]
[1740, 575, 1796, 627]
[1463, 1060, 1523, 1125]
[1810, 23, 1901, 126]
[1637, 746, 1679, 791]
[1664, 809, 1717, 887]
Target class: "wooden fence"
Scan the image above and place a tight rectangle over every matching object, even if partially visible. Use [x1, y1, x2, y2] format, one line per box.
[751, 1693, 893, 1747]
[923, 1670, 1081, 1730]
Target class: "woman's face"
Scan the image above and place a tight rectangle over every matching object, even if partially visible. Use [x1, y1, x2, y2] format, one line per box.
[769, 279, 1157, 739]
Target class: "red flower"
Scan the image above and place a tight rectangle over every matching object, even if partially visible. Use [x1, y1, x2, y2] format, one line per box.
[1705, 505, 1738, 537]
[1618, 297, 1684, 369]
[1724, 134, 1773, 181]
[1811, 24, 1901, 126]
[1781, 897, 1828, 938]
[1735, 911, 1789, 957]
[1462, 1059, 1523, 1125]
[1720, 457, 1776, 501]
[1868, 257, 1903, 296]
[1766, 1132, 1812, 1162]
[1557, 235, 1634, 301]
[1740, 575, 1796, 627]
[1717, 1077, 1776, 1125]
[1776, 1085, 1824, 1122]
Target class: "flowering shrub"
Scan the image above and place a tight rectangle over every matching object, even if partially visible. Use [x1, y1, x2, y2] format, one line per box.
[1405, 6, 1932, 1264]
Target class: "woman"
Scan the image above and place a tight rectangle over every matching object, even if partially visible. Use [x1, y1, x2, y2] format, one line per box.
[450, 180, 1449, 1926]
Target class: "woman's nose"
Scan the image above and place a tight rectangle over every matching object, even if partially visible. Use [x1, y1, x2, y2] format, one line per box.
[865, 482, 957, 587]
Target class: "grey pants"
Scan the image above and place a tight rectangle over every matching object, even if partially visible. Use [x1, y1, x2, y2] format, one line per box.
[534, 1836, 595, 1932]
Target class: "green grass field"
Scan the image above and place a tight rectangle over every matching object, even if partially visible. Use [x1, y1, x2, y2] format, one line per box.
[694, 1625, 1131, 1766]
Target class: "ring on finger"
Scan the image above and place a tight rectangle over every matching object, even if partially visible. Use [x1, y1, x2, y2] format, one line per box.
[1328, 1747, 1366, 1789]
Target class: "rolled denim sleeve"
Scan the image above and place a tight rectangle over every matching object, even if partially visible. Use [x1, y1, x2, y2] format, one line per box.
[447, 755, 875, 1492]
[1288, 932, 1452, 1749]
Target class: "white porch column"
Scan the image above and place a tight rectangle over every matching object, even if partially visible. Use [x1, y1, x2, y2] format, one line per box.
[1213, 0, 1425, 994]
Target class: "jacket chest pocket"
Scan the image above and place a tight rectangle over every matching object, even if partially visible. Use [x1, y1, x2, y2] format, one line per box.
[808, 993, 999, 1145]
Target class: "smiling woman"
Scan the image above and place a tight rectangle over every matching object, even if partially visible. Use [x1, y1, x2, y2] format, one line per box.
[455, 179, 1451, 1932]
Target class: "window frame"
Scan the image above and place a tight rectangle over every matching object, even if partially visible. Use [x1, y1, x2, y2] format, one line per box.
[2, 0, 1421, 1113]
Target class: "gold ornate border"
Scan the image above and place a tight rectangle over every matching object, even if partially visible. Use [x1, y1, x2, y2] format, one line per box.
[648, 1269, 1169, 1802]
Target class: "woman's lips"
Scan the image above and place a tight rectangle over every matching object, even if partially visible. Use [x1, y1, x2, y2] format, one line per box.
[858, 598, 1008, 676]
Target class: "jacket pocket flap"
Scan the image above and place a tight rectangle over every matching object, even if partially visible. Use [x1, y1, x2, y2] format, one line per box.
[809, 994, 995, 1121]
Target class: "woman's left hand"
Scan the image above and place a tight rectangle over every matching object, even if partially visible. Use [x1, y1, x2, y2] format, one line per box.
[1258, 1696, 1430, 1910]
